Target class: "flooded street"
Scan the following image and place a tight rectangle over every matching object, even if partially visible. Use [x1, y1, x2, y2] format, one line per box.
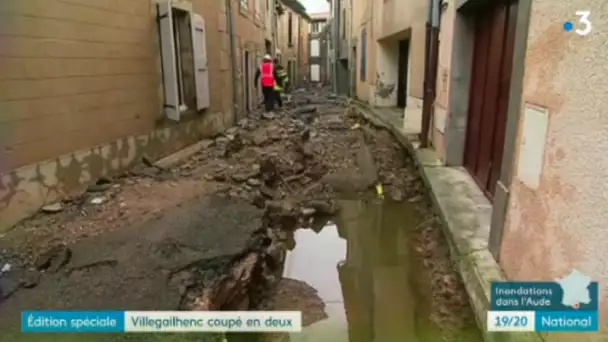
[256, 199, 483, 342]
[1, 90, 482, 342]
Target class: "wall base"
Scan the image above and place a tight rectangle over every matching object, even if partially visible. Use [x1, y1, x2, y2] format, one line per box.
[0, 112, 228, 232]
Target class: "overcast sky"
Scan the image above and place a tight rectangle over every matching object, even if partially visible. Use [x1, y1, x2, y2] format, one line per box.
[301, 0, 329, 14]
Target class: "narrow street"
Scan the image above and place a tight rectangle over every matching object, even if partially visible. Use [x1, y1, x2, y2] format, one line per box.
[0, 88, 481, 341]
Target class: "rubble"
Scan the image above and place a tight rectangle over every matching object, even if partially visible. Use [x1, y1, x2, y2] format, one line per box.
[0, 88, 477, 340]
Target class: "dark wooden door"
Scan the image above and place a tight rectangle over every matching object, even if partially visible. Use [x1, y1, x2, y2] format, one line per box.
[397, 39, 410, 108]
[463, 0, 518, 198]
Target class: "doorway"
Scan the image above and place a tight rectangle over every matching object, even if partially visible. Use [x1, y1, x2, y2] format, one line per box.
[244, 50, 251, 111]
[463, 0, 518, 197]
[397, 39, 410, 108]
[351, 46, 357, 96]
[287, 60, 295, 90]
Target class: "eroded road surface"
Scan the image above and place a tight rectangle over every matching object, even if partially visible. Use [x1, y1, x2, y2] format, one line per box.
[0, 89, 482, 342]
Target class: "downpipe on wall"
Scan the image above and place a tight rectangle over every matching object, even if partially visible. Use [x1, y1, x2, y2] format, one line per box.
[226, 0, 239, 124]
[420, 0, 441, 148]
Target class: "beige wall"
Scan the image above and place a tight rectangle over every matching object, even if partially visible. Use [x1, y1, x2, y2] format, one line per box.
[379, 0, 427, 41]
[0, 0, 266, 231]
[353, 0, 374, 102]
[430, 3, 455, 159]
[235, 0, 268, 111]
[499, 0, 608, 339]
[352, 0, 425, 108]
[277, 7, 309, 84]
[299, 19, 310, 83]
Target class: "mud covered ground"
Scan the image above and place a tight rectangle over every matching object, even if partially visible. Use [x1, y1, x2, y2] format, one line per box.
[0, 90, 480, 341]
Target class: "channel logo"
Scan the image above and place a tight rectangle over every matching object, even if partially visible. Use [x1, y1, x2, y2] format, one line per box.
[563, 11, 592, 36]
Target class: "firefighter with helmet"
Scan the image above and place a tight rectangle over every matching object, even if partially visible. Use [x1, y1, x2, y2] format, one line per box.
[255, 54, 280, 113]
[273, 58, 289, 108]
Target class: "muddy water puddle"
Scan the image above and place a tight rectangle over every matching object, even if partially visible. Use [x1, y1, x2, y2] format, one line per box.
[256, 199, 482, 342]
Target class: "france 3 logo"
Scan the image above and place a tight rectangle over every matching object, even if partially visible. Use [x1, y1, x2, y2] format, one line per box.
[563, 11, 592, 36]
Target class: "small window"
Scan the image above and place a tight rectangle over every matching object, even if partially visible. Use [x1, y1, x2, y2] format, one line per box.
[342, 9, 346, 39]
[360, 27, 367, 82]
[240, 0, 249, 10]
[311, 39, 320, 57]
[157, 1, 209, 121]
[288, 13, 293, 47]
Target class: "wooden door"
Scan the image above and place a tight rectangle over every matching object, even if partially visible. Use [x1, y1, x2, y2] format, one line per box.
[463, 0, 518, 198]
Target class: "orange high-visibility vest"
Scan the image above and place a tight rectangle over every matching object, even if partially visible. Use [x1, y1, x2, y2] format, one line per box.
[261, 62, 275, 87]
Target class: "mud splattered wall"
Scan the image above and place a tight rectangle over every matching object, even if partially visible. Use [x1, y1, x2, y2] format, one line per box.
[0, 0, 267, 232]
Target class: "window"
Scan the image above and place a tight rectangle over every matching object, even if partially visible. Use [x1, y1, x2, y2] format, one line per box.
[341, 9, 346, 39]
[240, 0, 249, 10]
[311, 39, 320, 57]
[311, 22, 320, 33]
[288, 12, 293, 46]
[158, 1, 209, 121]
[360, 27, 367, 82]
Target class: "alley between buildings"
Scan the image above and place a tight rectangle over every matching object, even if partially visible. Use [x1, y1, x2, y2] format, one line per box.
[0, 89, 481, 342]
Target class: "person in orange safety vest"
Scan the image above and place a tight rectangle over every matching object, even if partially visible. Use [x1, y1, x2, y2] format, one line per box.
[255, 54, 280, 113]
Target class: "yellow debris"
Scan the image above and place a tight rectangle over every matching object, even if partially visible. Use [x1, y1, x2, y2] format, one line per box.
[376, 183, 384, 198]
[350, 123, 361, 130]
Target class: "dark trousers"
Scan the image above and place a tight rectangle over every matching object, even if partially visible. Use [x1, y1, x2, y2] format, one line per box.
[262, 86, 275, 112]
[275, 90, 283, 108]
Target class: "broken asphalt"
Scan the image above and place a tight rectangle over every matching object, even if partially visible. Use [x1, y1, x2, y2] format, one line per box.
[0, 88, 481, 341]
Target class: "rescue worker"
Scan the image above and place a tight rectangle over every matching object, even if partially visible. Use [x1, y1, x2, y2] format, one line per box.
[254, 55, 280, 113]
[273, 58, 289, 108]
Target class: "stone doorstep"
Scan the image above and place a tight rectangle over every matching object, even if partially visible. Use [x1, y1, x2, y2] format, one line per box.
[355, 104, 545, 342]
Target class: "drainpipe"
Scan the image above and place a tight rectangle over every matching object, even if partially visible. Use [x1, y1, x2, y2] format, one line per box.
[226, 0, 239, 124]
[420, 0, 441, 148]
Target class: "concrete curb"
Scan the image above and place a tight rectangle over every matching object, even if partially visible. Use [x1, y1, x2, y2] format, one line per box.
[352, 102, 544, 342]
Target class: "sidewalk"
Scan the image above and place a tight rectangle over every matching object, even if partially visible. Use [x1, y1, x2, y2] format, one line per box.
[352, 101, 544, 342]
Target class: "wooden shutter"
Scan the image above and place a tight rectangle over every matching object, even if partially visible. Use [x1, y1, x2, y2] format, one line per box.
[190, 13, 210, 111]
[158, 0, 180, 121]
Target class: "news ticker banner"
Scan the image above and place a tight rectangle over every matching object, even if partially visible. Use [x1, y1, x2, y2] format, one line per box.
[22, 311, 302, 333]
[487, 269, 599, 332]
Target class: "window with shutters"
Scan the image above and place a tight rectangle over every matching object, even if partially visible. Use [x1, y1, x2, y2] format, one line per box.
[311, 39, 320, 57]
[288, 12, 293, 47]
[157, 0, 209, 121]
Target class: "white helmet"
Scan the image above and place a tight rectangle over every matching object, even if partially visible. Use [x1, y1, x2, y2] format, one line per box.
[263, 54, 272, 61]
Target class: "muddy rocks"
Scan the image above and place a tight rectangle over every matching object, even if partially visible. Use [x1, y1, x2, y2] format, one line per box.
[41, 202, 63, 213]
[389, 187, 405, 202]
[252, 130, 270, 146]
[20, 269, 41, 288]
[327, 116, 349, 130]
[300, 207, 316, 217]
[259, 184, 280, 200]
[247, 178, 262, 187]
[0, 277, 19, 300]
[303, 199, 338, 216]
[252, 192, 266, 209]
[262, 112, 276, 120]
[231, 167, 260, 183]
[87, 177, 113, 193]
[301, 128, 311, 142]
[265, 200, 298, 231]
[223, 133, 244, 157]
[294, 106, 317, 115]
[34, 245, 72, 273]
[259, 157, 279, 185]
